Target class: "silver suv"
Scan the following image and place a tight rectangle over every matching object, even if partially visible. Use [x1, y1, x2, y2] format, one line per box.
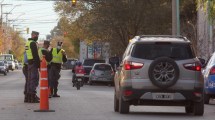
[114, 35, 204, 116]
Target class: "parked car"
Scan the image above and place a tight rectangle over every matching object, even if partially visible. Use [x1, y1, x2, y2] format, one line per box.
[0, 54, 15, 71]
[0, 61, 7, 76]
[82, 59, 106, 82]
[89, 63, 114, 85]
[202, 52, 215, 104]
[0, 60, 9, 72]
[18, 62, 23, 68]
[14, 60, 19, 69]
[62, 58, 77, 70]
[114, 35, 204, 116]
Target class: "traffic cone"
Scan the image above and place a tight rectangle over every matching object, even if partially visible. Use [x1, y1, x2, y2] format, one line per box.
[34, 56, 55, 112]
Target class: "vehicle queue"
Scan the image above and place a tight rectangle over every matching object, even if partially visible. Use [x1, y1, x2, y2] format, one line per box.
[1, 35, 215, 116]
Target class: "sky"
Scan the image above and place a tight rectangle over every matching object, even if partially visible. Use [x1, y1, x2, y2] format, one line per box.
[1, 0, 59, 39]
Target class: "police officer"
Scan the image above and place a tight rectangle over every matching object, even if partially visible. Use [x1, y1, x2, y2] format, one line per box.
[38, 40, 53, 97]
[49, 42, 67, 97]
[25, 31, 40, 103]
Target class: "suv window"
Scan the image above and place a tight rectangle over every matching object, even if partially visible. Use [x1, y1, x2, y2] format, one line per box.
[94, 64, 112, 71]
[131, 43, 194, 60]
[0, 62, 4, 66]
[83, 59, 105, 66]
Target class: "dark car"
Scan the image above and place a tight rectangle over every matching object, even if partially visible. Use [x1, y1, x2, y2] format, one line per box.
[82, 59, 106, 81]
[62, 58, 78, 70]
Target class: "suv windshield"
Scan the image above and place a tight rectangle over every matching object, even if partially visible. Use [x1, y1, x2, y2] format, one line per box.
[131, 43, 194, 60]
[94, 64, 112, 71]
[83, 59, 105, 66]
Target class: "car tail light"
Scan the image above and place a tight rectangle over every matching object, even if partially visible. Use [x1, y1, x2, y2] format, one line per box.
[124, 90, 133, 96]
[193, 92, 202, 97]
[91, 70, 95, 74]
[111, 71, 115, 76]
[124, 61, 144, 70]
[183, 62, 201, 71]
[209, 67, 215, 75]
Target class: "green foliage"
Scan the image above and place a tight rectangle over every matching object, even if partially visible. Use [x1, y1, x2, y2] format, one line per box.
[54, 0, 173, 55]
[197, 0, 215, 24]
[53, 0, 199, 55]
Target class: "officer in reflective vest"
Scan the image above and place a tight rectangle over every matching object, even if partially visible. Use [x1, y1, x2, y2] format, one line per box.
[38, 40, 52, 62]
[49, 41, 67, 97]
[25, 31, 40, 103]
[38, 40, 52, 97]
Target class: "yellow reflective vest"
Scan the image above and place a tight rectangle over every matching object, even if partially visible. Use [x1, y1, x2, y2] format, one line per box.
[25, 40, 34, 60]
[51, 48, 63, 64]
[38, 47, 46, 61]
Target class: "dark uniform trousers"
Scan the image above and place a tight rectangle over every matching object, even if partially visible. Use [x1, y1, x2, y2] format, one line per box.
[47, 65, 51, 88]
[49, 65, 61, 94]
[22, 64, 28, 95]
[27, 62, 39, 94]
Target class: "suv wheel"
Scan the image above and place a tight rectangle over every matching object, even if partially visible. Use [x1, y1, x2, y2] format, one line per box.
[185, 104, 193, 114]
[4, 72, 7, 76]
[114, 93, 119, 112]
[148, 57, 180, 89]
[192, 100, 204, 116]
[119, 96, 129, 114]
[89, 80, 93, 85]
[204, 94, 210, 104]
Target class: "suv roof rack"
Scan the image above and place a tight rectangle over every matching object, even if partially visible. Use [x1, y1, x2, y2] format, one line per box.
[135, 35, 189, 41]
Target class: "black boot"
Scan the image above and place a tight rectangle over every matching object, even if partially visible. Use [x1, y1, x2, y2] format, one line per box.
[49, 88, 53, 98]
[52, 89, 60, 97]
[29, 94, 40, 103]
[24, 94, 28, 103]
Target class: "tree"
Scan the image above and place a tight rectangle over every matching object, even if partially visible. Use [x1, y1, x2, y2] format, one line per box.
[53, 0, 173, 56]
[180, 0, 198, 52]
[197, 0, 215, 24]
[0, 27, 25, 61]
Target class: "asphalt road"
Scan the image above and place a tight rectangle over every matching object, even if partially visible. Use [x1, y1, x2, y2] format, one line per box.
[0, 69, 215, 120]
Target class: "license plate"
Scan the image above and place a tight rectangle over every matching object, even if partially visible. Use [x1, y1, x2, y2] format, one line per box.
[208, 82, 215, 87]
[76, 74, 84, 77]
[77, 79, 82, 81]
[152, 93, 174, 100]
[99, 78, 106, 81]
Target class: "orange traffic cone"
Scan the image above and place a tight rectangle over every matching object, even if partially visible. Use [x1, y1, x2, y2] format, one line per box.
[34, 56, 55, 112]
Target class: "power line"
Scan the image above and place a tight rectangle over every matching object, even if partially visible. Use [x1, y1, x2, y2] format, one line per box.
[9, 13, 58, 21]
[19, 1, 50, 6]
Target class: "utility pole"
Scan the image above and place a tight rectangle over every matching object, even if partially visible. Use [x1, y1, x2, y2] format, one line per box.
[172, 0, 180, 36]
[0, 4, 12, 26]
[3, 12, 11, 26]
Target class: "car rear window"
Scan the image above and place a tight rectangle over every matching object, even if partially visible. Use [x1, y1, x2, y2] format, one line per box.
[94, 64, 112, 71]
[83, 59, 105, 66]
[131, 43, 195, 60]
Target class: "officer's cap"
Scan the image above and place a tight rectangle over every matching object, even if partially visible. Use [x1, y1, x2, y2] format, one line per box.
[31, 31, 39, 36]
[43, 40, 50, 45]
[57, 41, 63, 46]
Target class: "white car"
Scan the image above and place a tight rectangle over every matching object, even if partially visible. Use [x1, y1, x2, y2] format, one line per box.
[0, 54, 15, 71]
